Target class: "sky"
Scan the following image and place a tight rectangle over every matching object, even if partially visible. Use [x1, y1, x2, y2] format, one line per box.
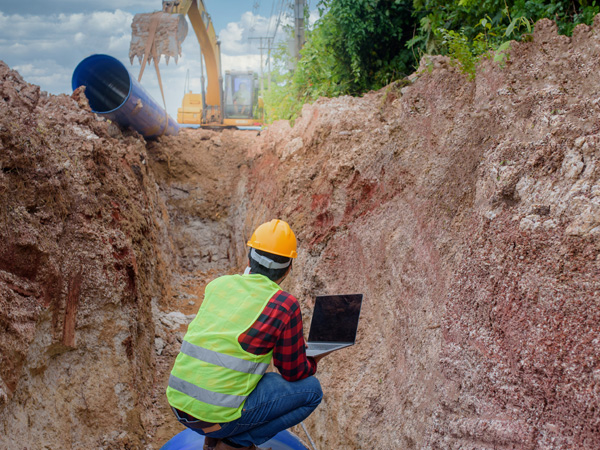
[0, 0, 315, 120]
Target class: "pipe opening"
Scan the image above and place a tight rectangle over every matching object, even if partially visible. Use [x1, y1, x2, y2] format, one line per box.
[72, 55, 131, 114]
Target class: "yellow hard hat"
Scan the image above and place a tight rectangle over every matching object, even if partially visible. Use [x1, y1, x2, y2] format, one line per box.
[247, 219, 298, 258]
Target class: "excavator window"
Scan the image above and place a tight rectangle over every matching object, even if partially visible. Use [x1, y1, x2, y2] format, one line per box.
[224, 74, 254, 119]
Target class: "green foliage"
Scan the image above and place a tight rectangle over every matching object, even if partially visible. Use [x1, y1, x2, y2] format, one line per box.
[439, 29, 482, 78]
[264, 0, 419, 123]
[262, 0, 600, 123]
[411, 0, 599, 61]
[511, 0, 599, 35]
[261, 29, 345, 124]
[431, 9, 532, 77]
[317, 0, 416, 94]
[261, 70, 303, 124]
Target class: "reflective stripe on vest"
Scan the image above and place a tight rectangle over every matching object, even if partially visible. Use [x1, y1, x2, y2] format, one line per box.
[179, 340, 270, 375]
[168, 374, 246, 409]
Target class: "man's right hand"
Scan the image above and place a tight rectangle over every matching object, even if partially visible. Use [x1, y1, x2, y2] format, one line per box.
[312, 351, 332, 364]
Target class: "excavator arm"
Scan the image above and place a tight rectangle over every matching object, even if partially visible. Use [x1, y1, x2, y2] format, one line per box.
[185, 1, 222, 111]
[130, 0, 262, 127]
[130, 0, 223, 122]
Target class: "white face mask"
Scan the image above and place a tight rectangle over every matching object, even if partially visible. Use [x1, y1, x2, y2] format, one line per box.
[243, 266, 251, 275]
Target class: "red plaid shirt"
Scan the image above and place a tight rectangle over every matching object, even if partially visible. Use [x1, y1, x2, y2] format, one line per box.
[238, 289, 317, 382]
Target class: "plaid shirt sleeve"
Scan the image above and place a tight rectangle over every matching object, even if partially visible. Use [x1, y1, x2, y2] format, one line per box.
[238, 290, 317, 382]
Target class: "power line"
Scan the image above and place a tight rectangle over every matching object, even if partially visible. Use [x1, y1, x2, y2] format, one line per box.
[250, 0, 261, 34]
[271, 0, 286, 41]
[265, 0, 277, 38]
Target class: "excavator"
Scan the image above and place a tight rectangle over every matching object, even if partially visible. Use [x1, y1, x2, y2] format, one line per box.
[129, 0, 263, 128]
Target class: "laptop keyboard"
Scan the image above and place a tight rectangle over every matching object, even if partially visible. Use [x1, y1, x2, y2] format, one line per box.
[307, 343, 343, 351]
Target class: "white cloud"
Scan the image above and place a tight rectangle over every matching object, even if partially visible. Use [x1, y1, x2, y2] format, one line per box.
[108, 34, 132, 52]
[220, 22, 245, 54]
[0, 1, 152, 15]
[0, 5, 313, 121]
[309, 9, 320, 27]
[1, 10, 134, 97]
[12, 64, 38, 76]
[1, 11, 132, 39]
[13, 60, 71, 93]
[74, 32, 86, 44]
[221, 53, 262, 73]
[217, 11, 292, 56]
[0, 10, 133, 59]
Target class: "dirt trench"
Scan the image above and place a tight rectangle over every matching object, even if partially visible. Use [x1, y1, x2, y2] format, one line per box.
[1, 16, 600, 450]
[141, 128, 260, 446]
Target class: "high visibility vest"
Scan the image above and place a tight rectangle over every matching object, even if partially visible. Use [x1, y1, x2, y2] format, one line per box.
[166, 274, 279, 423]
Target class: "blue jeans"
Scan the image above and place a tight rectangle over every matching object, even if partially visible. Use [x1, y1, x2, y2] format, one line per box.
[175, 372, 323, 447]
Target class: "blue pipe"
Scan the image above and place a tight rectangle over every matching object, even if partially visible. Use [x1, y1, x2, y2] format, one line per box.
[72, 54, 179, 139]
[160, 428, 309, 450]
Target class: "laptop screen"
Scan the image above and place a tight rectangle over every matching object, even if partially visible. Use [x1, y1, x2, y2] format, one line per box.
[308, 294, 363, 343]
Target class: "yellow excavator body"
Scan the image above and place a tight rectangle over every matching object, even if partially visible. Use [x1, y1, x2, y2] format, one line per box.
[178, 92, 260, 127]
[177, 92, 203, 124]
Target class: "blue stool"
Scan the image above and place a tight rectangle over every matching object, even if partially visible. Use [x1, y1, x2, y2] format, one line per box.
[160, 428, 309, 450]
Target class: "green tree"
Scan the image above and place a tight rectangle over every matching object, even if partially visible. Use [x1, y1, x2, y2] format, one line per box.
[264, 0, 418, 122]
[313, 0, 417, 94]
[263, 0, 599, 123]
[411, 0, 600, 58]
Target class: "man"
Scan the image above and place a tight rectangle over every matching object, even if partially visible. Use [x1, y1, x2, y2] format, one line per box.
[166, 219, 324, 450]
[232, 82, 251, 114]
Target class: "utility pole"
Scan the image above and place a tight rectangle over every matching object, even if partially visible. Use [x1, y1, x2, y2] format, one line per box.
[294, 0, 306, 60]
[260, 38, 274, 91]
[267, 38, 272, 90]
[249, 37, 264, 95]
[259, 37, 264, 94]
[250, 36, 274, 93]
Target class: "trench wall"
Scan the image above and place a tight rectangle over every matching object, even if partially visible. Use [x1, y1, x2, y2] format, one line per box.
[231, 18, 600, 450]
[1, 15, 600, 450]
[0, 72, 174, 448]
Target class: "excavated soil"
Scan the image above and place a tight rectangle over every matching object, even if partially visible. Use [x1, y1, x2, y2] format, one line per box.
[1, 16, 600, 450]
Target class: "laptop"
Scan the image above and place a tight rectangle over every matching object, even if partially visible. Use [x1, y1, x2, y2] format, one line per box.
[305, 294, 363, 357]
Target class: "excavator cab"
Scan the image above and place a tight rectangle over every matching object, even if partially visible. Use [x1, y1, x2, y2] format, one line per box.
[178, 72, 261, 126]
[223, 71, 257, 121]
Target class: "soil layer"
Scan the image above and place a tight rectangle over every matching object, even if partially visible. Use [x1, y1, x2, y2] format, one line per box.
[1, 16, 599, 450]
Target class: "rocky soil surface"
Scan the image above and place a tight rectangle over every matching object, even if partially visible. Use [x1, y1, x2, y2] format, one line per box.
[0, 68, 174, 448]
[1, 16, 599, 450]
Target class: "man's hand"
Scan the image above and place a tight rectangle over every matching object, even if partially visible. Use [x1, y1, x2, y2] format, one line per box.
[312, 351, 333, 364]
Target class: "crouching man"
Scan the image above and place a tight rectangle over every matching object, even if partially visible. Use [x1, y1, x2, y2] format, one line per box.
[166, 219, 323, 450]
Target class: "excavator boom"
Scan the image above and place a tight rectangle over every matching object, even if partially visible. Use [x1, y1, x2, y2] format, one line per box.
[185, 0, 222, 108]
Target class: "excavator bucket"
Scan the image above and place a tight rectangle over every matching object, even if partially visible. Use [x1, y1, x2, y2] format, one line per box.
[129, 12, 188, 65]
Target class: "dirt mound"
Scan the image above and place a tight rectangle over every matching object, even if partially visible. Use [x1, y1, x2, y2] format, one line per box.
[0, 62, 174, 448]
[1, 14, 599, 450]
[226, 17, 600, 450]
[0, 56, 254, 447]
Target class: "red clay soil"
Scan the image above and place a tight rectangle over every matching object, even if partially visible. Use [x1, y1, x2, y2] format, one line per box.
[0, 67, 174, 448]
[227, 18, 600, 450]
[1, 15, 599, 450]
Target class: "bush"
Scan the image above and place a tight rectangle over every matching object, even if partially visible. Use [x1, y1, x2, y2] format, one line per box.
[262, 0, 600, 123]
